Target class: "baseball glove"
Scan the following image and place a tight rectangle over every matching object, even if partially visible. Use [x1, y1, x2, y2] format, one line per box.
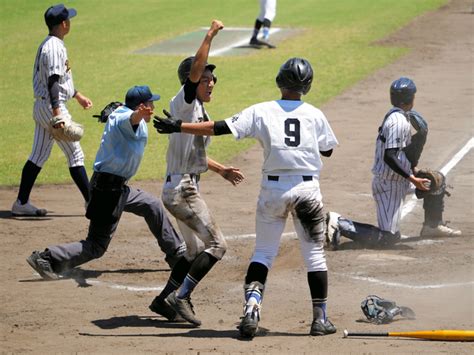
[50, 113, 84, 142]
[153, 109, 182, 133]
[92, 101, 123, 123]
[415, 168, 446, 198]
[361, 295, 416, 324]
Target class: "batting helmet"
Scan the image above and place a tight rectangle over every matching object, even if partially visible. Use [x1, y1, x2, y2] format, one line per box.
[177, 56, 217, 85]
[390, 77, 416, 106]
[276, 57, 313, 95]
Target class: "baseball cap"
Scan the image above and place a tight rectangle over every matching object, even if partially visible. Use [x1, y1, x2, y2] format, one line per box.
[44, 4, 77, 27]
[125, 85, 161, 109]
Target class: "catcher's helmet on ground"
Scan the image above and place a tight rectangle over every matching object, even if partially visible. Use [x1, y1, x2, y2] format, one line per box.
[177, 56, 217, 85]
[390, 77, 416, 106]
[276, 57, 313, 95]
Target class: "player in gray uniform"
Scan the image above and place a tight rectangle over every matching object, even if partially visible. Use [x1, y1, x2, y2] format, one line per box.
[324, 77, 462, 249]
[148, 20, 244, 326]
[154, 57, 338, 338]
[26, 85, 186, 280]
[12, 4, 92, 217]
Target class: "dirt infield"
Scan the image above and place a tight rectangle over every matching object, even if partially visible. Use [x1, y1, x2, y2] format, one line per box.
[1, 1, 472, 353]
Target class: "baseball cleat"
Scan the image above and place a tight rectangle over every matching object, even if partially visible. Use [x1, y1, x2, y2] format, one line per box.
[239, 311, 259, 339]
[166, 292, 201, 326]
[12, 199, 47, 217]
[149, 297, 184, 322]
[26, 251, 59, 280]
[325, 212, 341, 250]
[249, 37, 276, 49]
[420, 223, 462, 238]
[310, 318, 337, 336]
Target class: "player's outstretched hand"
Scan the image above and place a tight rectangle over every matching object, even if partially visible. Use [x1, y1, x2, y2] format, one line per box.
[153, 110, 182, 134]
[221, 166, 245, 186]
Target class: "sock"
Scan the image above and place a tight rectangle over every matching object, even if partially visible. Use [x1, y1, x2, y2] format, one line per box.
[245, 261, 268, 285]
[157, 257, 191, 301]
[69, 166, 90, 202]
[176, 252, 218, 299]
[262, 27, 270, 40]
[308, 271, 328, 321]
[17, 160, 41, 204]
[251, 19, 263, 40]
[244, 284, 263, 315]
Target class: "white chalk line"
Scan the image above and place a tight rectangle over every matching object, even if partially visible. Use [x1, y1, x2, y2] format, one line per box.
[82, 138, 473, 292]
[401, 137, 473, 220]
[341, 274, 474, 289]
[209, 28, 281, 57]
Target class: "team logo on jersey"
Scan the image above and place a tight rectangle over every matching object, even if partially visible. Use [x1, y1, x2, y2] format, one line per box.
[231, 113, 241, 123]
[65, 59, 71, 72]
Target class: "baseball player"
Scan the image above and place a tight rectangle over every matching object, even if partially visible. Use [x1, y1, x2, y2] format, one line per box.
[148, 20, 244, 326]
[250, 0, 277, 47]
[12, 4, 93, 217]
[26, 85, 186, 280]
[325, 77, 459, 250]
[154, 57, 338, 338]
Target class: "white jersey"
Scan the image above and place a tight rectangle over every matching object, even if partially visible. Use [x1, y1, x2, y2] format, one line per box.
[165, 86, 211, 175]
[225, 99, 338, 177]
[371, 108, 412, 181]
[33, 36, 75, 102]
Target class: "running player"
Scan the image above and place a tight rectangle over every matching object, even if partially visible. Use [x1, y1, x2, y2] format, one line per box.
[12, 4, 92, 216]
[148, 20, 244, 327]
[153, 57, 338, 338]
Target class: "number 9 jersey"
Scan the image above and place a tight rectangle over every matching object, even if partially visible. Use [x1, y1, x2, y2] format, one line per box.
[225, 99, 338, 177]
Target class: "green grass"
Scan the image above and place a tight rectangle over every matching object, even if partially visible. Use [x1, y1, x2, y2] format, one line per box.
[0, 0, 445, 186]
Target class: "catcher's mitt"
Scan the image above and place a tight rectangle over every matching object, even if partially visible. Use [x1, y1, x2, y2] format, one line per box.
[50, 113, 84, 142]
[415, 168, 446, 198]
[92, 101, 123, 123]
[361, 295, 415, 324]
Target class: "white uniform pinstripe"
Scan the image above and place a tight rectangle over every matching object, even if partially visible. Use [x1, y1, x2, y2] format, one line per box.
[30, 35, 84, 168]
[226, 100, 338, 272]
[371, 108, 412, 233]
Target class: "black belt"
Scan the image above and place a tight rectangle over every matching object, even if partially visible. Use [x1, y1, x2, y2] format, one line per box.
[267, 175, 313, 181]
[166, 174, 200, 183]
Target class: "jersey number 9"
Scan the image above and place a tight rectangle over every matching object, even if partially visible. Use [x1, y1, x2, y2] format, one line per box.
[284, 118, 300, 147]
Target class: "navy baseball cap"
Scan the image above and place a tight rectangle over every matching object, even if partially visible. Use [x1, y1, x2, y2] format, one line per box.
[125, 86, 160, 109]
[44, 4, 77, 27]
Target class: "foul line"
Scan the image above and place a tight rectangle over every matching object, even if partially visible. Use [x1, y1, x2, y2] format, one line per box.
[343, 274, 474, 289]
[401, 137, 473, 220]
[209, 28, 281, 57]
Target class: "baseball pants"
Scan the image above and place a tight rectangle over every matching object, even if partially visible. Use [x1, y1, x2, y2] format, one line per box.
[372, 175, 410, 234]
[252, 175, 327, 272]
[30, 99, 84, 168]
[46, 183, 184, 273]
[162, 174, 227, 261]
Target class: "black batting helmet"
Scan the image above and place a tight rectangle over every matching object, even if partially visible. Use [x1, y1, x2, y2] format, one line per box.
[276, 57, 313, 95]
[390, 77, 416, 107]
[177, 56, 217, 85]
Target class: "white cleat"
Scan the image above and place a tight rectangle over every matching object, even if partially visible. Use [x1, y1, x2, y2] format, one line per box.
[12, 199, 47, 216]
[420, 224, 462, 238]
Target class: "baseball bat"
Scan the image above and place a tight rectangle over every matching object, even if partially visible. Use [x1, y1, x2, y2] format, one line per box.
[343, 329, 474, 341]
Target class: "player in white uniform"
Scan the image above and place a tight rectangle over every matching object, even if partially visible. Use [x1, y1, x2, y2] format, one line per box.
[12, 4, 92, 216]
[148, 20, 244, 327]
[325, 77, 432, 249]
[154, 57, 339, 338]
[250, 0, 277, 46]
